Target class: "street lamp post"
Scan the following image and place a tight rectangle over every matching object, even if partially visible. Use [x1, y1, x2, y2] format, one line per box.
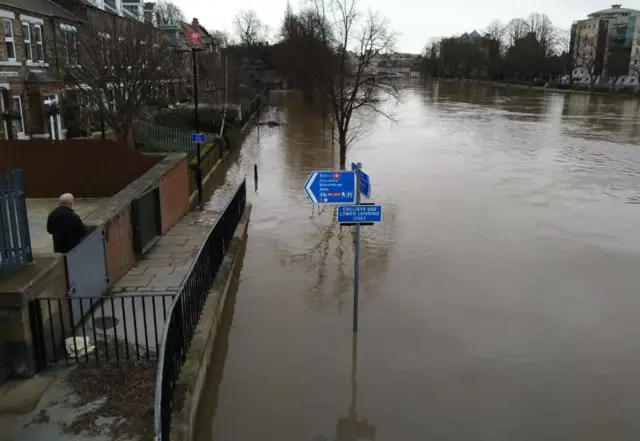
[190, 46, 205, 206]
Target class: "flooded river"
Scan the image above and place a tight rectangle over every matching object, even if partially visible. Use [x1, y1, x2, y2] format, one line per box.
[196, 81, 640, 441]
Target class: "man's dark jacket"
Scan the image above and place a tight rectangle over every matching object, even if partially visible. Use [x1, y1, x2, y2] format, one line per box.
[46, 206, 86, 254]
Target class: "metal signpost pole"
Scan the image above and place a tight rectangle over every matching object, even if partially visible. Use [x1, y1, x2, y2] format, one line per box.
[353, 162, 362, 333]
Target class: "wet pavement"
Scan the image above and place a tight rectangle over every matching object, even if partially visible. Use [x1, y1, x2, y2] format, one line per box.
[195, 83, 640, 441]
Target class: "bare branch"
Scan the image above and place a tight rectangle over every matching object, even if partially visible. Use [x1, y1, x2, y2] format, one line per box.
[154, 0, 184, 25]
[59, 15, 180, 143]
[308, 0, 399, 167]
[233, 10, 270, 46]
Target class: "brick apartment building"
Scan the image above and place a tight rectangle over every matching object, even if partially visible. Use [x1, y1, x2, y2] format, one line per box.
[0, 0, 81, 140]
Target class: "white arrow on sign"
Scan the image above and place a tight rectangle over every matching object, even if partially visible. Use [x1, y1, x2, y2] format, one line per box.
[305, 172, 318, 203]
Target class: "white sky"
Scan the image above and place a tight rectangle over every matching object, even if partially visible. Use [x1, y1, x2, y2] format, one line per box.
[173, 0, 620, 53]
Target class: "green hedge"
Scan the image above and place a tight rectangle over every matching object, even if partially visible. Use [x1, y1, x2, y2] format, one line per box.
[153, 107, 241, 136]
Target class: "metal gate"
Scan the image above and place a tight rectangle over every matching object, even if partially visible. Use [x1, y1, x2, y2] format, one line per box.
[131, 188, 161, 255]
[66, 227, 109, 326]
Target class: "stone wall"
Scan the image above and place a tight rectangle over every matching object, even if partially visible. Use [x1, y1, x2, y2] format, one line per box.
[0, 257, 68, 377]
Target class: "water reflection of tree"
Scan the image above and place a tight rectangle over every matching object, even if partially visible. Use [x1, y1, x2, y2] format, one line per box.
[275, 207, 395, 312]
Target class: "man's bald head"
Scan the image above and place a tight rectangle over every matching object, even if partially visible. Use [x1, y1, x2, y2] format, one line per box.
[59, 193, 74, 207]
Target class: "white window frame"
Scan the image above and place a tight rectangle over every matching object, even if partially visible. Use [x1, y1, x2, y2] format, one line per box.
[22, 21, 32, 61]
[62, 27, 78, 66]
[3, 18, 15, 61]
[4, 95, 25, 139]
[33, 24, 43, 62]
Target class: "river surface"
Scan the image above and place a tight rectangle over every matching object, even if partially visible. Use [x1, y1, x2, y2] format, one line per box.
[196, 81, 640, 441]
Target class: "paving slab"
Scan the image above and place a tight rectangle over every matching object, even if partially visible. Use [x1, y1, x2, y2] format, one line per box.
[26, 199, 103, 255]
[112, 211, 220, 294]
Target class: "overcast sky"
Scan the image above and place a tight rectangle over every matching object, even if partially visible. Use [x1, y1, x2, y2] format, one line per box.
[173, 0, 619, 53]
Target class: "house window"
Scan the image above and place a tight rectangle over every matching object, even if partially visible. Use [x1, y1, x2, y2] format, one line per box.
[3, 19, 15, 60]
[63, 29, 77, 65]
[22, 22, 32, 61]
[104, 89, 115, 112]
[34, 24, 43, 61]
[11, 96, 24, 137]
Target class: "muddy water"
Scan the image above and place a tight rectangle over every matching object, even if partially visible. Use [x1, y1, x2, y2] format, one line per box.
[196, 82, 640, 441]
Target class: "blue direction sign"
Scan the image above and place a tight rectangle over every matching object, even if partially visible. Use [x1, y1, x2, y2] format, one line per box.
[351, 162, 371, 199]
[304, 171, 356, 204]
[337, 205, 382, 224]
[192, 133, 205, 143]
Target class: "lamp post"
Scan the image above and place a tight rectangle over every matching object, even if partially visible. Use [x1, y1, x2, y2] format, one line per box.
[191, 46, 205, 205]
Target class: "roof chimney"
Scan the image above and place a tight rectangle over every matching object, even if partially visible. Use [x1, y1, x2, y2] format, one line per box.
[192, 18, 199, 28]
[612, 4, 622, 8]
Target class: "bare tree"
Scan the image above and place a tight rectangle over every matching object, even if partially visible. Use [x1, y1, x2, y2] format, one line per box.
[234, 10, 270, 46]
[526, 13, 555, 56]
[60, 15, 179, 143]
[154, 0, 184, 25]
[574, 35, 599, 86]
[310, 0, 399, 168]
[209, 29, 230, 48]
[484, 20, 506, 42]
[505, 18, 529, 47]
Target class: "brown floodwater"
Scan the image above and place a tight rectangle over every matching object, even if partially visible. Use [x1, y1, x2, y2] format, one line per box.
[196, 81, 640, 441]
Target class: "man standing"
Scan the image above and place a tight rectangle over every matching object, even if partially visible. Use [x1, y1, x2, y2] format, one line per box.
[46, 193, 87, 254]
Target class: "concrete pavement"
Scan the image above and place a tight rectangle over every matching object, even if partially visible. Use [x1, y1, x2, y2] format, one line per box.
[112, 212, 214, 293]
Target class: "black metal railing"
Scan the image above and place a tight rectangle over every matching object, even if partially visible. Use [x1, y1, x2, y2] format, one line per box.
[154, 178, 247, 441]
[0, 170, 33, 276]
[29, 294, 175, 370]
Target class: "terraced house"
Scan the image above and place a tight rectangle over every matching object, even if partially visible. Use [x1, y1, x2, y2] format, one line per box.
[0, 0, 185, 142]
[0, 0, 81, 140]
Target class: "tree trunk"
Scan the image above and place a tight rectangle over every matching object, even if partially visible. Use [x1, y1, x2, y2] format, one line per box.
[339, 134, 347, 169]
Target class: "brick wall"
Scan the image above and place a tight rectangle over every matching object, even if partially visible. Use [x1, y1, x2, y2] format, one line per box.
[0, 139, 161, 197]
[103, 209, 135, 286]
[159, 159, 189, 233]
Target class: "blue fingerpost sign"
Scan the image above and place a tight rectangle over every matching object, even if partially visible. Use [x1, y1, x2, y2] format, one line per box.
[351, 162, 371, 198]
[304, 171, 356, 204]
[192, 133, 205, 143]
[337, 205, 382, 224]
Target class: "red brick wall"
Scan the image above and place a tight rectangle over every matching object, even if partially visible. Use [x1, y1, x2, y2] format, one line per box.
[0, 139, 160, 197]
[103, 208, 135, 286]
[159, 158, 189, 234]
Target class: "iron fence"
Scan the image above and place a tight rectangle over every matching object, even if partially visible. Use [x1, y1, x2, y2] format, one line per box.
[0, 170, 33, 276]
[133, 120, 220, 153]
[154, 178, 247, 441]
[29, 293, 175, 370]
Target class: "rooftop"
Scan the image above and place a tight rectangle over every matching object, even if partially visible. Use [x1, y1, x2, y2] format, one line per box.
[0, 0, 82, 22]
[587, 4, 640, 18]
